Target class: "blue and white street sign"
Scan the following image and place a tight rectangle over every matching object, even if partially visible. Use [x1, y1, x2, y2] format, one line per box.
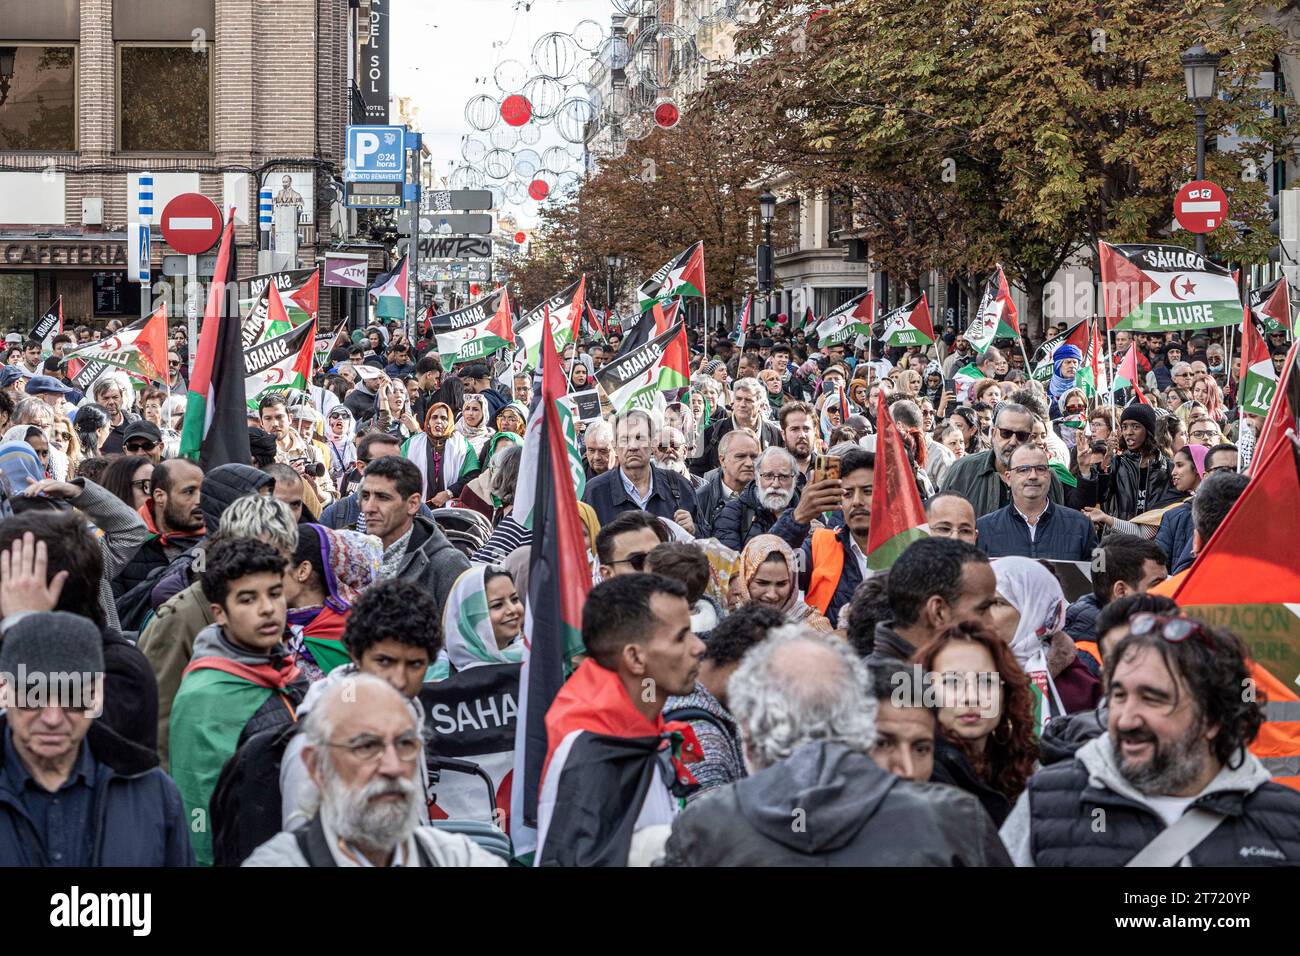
[259, 187, 273, 232]
[138, 172, 153, 225]
[345, 125, 406, 183]
[128, 222, 151, 283]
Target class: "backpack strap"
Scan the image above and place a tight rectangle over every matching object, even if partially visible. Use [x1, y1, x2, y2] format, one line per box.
[663, 706, 730, 742]
[1125, 807, 1228, 867]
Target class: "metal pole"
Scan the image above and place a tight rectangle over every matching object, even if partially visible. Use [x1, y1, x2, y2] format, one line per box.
[1195, 106, 1207, 258]
[186, 253, 199, 378]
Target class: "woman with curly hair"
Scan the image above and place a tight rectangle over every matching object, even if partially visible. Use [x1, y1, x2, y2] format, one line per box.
[913, 622, 1039, 825]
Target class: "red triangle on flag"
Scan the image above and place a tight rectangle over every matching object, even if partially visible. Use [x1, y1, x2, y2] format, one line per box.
[661, 323, 690, 380]
[1098, 242, 1162, 329]
[1172, 438, 1300, 606]
[136, 303, 169, 383]
[866, 386, 928, 568]
[651, 301, 670, 335]
[1251, 339, 1299, 474]
[911, 292, 935, 342]
[852, 290, 875, 321]
[993, 266, 1020, 338]
[488, 286, 514, 344]
[1240, 310, 1270, 382]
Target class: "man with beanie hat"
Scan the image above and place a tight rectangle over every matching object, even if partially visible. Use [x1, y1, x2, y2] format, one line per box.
[0, 611, 192, 865]
[1076, 402, 1178, 523]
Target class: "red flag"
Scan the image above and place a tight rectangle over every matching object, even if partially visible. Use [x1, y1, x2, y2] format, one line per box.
[651, 301, 670, 335]
[1115, 345, 1148, 405]
[489, 286, 515, 345]
[566, 275, 587, 342]
[1172, 438, 1300, 606]
[1251, 340, 1299, 474]
[865, 386, 928, 570]
[910, 292, 935, 343]
[852, 290, 875, 321]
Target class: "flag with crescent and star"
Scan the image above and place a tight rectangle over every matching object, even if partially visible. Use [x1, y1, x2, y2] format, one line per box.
[1098, 241, 1243, 332]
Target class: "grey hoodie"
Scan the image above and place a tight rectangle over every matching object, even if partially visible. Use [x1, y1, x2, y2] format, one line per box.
[1000, 733, 1275, 866]
[661, 741, 1010, 866]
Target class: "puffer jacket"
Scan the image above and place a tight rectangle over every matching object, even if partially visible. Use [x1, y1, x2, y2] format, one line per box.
[1075, 450, 1180, 522]
[199, 464, 275, 533]
[659, 741, 1011, 866]
[693, 470, 744, 539]
[0, 716, 192, 866]
[1001, 734, 1300, 866]
[711, 480, 798, 552]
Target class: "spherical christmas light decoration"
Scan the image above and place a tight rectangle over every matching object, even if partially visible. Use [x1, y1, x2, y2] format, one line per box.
[654, 100, 681, 129]
[489, 123, 520, 150]
[504, 181, 527, 204]
[523, 76, 566, 120]
[449, 164, 485, 189]
[500, 94, 533, 127]
[465, 95, 500, 131]
[572, 18, 605, 52]
[513, 148, 542, 179]
[518, 122, 542, 146]
[624, 112, 652, 142]
[494, 59, 529, 93]
[461, 137, 488, 164]
[484, 148, 513, 180]
[532, 32, 579, 80]
[556, 96, 599, 144]
[541, 146, 569, 174]
[528, 178, 550, 201]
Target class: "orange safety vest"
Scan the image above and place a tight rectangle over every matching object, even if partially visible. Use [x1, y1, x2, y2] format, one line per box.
[1077, 641, 1101, 667]
[805, 528, 845, 615]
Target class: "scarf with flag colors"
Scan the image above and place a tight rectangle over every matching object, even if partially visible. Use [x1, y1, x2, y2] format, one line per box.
[881, 293, 935, 348]
[637, 241, 705, 313]
[180, 211, 251, 470]
[1240, 313, 1279, 417]
[595, 320, 690, 413]
[436, 286, 515, 367]
[865, 386, 929, 570]
[1099, 241, 1243, 332]
[244, 286, 315, 410]
[964, 265, 1018, 353]
[816, 290, 874, 348]
[63, 303, 169, 383]
[1249, 275, 1296, 336]
[509, 317, 593, 862]
[1112, 344, 1148, 404]
[369, 257, 408, 320]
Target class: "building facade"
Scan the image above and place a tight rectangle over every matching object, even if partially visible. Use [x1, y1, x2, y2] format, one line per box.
[0, 0, 372, 338]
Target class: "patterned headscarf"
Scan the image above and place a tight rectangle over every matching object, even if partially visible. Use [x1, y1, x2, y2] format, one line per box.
[0, 439, 45, 492]
[423, 402, 455, 439]
[738, 534, 830, 630]
[455, 394, 491, 446]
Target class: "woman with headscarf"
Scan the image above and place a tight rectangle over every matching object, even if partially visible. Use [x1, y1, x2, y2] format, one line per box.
[284, 524, 382, 682]
[1149, 443, 1209, 573]
[430, 565, 525, 680]
[401, 402, 460, 505]
[737, 534, 832, 632]
[1048, 343, 1083, 416]
[2, 426, 50, 480]
[459, 430, 524, 519]
[757, 369, 784, 417]
[493, 401, 528, 437]
[323, 404, 357, 488]
[921, 361, 947, 415]
[989, 556, 1101, 715]
[0, 439, 46, 508]
[455, 393, 492, 456]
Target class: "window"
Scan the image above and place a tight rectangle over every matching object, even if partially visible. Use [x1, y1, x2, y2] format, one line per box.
[0, 273, 35, 328]
[0, 44, 77, 151]
[118, 44, 210, 152]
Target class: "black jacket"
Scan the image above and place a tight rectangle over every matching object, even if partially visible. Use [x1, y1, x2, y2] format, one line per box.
[698, 415, 782, 473]
[976, 500, 1098, 562]
[865, 620, 918, 665]
[1076, 451, 1180, 521]
[711, 480, 797, 551]
[102, 625, 161, 752]
[582, 464, 699, 529]
[693, 470, 746, 539]
[1064, 592, 1102, 643]
[1155, 499, 1195, 573]
[661, 741, 1010, 866]
[930, 736, 1012, 827]
[0, 716, 192, 866]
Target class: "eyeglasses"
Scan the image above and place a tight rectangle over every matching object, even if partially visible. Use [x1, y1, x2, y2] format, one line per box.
[996, 427, 1032, 443]
[168, 360, 181, 368]
[1009, 464, 1050, 476]
[758, 471, 794, 483]
[130, 478, 152, 493]
[326, 732, 423, 763]
[657, 443, 682, 452]
[611, 551, 649, 571]
[1128, 612, 1211, 647]
[125, 441, 157, 452]
[1189, 429, 1219, 441]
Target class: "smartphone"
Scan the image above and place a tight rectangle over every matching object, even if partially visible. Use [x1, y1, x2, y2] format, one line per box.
[813, 453, 841, 483]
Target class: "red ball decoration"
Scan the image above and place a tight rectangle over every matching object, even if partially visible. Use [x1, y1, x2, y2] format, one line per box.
[514, 231, 527, 244]
[654, 101, 681, 129]
[528, 179, 550, 201]
[500, 94, 532, 127]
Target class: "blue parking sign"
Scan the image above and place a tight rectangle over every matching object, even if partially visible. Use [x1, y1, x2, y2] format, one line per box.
[346, 125, 406, 183]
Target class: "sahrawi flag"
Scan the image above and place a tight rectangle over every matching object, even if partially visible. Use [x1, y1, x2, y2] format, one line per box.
[63, 302, 169, 383]
[512, 276, 586, 373]
[1031, 316, 1089, 382]
[1239, 311, 1279, 417]
[1099, 241, 1243, 332]
[637, 241, 705, 313]
[33, 296, 62, 354]
[596, 320, 690, 413]
[1077, 318, 1108, 396]
[865, 385, 928, 570]
[881, 292, 935, 348]
[369, 257, 408, 319]
[952, 363, 985, 403]
[1249, 275, 1296, 336]
[817, 290, 874, 348]
[436, 287, 514, 367]
[244, 284, 315, 410]
[509, 320, 592, 861]
[241, 268, 320, 348]
[965, 265, 1019, 353]
[180, 211, 251, 470]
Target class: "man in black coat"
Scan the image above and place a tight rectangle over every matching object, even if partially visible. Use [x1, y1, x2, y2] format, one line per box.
[712, 446, 801, 551]
[699, 378, 782, 473]
[976, 444, 1096, 561]
[694, 430, 760, 539]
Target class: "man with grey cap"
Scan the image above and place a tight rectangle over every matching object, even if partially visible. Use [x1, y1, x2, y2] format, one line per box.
[0, 611, 192, 865]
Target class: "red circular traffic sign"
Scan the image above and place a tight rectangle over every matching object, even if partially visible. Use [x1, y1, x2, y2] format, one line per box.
[514, 231, 527, 244]
[1174, 180, 1228, 235]
[161, 193, 223, 254]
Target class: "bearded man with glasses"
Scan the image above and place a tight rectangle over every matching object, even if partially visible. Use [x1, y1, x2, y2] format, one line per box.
[939, 402, 1064, 518]
[713, 445, 802, 551]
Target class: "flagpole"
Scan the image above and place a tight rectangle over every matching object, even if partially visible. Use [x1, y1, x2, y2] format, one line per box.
[702, 294, 710, 360]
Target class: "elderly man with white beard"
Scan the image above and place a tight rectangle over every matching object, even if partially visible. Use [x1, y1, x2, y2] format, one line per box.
[244, 675, 504, 867]
[712, 446, 801, 551]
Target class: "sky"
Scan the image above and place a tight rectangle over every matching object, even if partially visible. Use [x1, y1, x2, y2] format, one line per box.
[389, 0, 614, 224]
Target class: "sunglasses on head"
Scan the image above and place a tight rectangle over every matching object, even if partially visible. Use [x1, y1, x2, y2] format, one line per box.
[1128, 612, 1212, 647]
[612, 551, 649, 571]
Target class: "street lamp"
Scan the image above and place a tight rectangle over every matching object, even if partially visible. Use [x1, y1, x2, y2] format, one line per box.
[605, 253, 622, 312]
[759, 189, 777, 323]
[1181, 43, 1221, 256]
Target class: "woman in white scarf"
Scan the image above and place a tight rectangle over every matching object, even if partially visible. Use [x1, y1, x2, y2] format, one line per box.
[428, 565, 525, 680]
[455, 394, 492, 457]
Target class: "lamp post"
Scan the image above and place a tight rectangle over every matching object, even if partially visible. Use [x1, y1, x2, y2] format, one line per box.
[1181, 43, 1221, 257]
[605, 253, 622, 313]
[759, 189, 776, 325]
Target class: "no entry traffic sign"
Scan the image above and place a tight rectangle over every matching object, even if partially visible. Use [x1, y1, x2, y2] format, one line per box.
[161, 193, 223, 254]
[1175, 180, 1228, 235]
